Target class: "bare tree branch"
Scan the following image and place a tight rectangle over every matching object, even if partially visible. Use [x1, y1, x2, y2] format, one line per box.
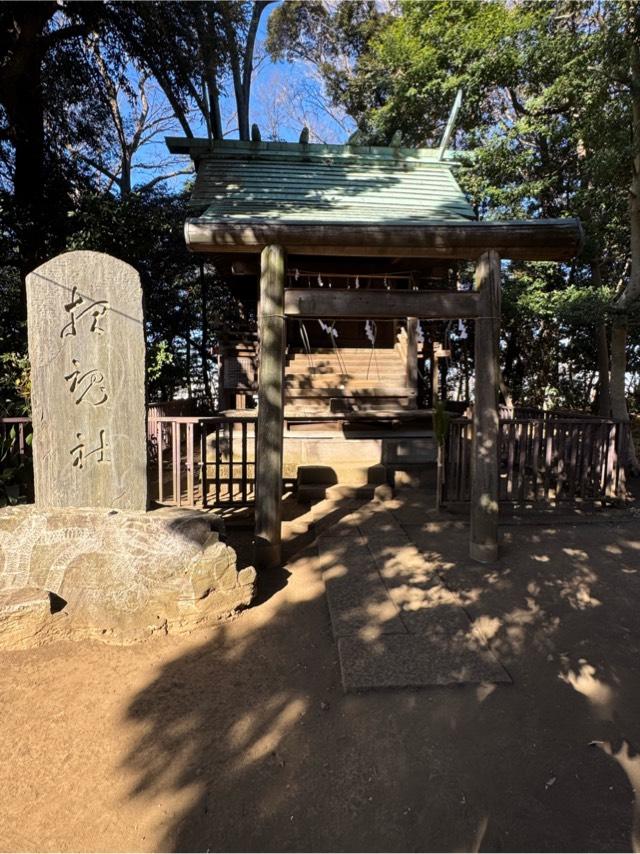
[137, 166, 194, 192]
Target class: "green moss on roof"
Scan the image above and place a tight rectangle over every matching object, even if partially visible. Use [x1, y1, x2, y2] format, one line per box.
[166, 137, 475, 225]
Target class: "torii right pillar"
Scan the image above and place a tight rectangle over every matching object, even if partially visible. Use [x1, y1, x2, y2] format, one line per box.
[470, 250, 501, 563]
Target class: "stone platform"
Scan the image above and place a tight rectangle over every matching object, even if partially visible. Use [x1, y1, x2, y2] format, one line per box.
[0, 506, 256, 648]
[318, 499, 510, 691]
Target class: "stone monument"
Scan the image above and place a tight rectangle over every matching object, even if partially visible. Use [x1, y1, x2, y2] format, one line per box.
[26, 250, 147, 510]
[0, 250, 256, 648]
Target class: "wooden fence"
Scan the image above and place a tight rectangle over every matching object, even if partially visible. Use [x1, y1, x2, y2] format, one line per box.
[150, 415, 257, 508]
[442, 416, 628, 505]
[2, 411, 631, 510]
[1, 413, 257, 510]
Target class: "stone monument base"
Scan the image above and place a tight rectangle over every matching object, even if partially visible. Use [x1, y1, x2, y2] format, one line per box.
[0, 506, 256, 649]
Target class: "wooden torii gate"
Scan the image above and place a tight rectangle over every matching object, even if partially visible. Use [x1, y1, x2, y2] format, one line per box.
[239, 221, 582, 571]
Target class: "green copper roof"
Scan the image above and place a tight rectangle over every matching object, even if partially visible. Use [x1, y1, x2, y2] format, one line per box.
[167, 138, 475, 225]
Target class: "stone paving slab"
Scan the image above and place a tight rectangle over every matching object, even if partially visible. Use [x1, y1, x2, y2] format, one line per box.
[338, 633, 511, 691]
[322, 569, 406, 638]
[319, 499, 511, 691]
[318, 525, 406, 638]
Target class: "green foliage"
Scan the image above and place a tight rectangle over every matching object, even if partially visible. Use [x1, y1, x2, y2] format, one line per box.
[0, 426, 32, 506]
[267, 0, 640, 412]
[0, 352, 30, 416]
[147, 340, 174, 384]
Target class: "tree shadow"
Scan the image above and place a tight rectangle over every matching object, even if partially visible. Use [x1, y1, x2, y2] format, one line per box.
[120, 487, 640, 852]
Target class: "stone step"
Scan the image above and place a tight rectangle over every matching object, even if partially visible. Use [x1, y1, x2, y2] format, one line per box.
[281, 495, 365, 562]
[297, 482, 392, 503]
[296, 464, 391, 503]
[297, 463, 388, 487]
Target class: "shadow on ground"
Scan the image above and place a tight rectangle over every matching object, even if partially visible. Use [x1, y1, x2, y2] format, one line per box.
[119, 484, 640, 853]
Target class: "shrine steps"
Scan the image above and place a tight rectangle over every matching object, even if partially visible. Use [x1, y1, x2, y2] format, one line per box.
[284, 347, 413, 416]
[295, 463, 390, 503]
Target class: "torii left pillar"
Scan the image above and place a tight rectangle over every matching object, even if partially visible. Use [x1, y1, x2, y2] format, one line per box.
[470, 250, 501, 562]
[254, 244, 286, 571]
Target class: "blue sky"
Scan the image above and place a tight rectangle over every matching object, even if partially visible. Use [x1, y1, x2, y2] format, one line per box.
[132, 2, 355, 194]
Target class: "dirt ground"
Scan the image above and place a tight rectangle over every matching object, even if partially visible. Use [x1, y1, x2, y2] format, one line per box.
[1, 489, 640, 853]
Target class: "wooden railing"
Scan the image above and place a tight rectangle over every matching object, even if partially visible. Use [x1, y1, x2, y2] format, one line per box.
[150, 415, 257, 509]
[442, 416, 629, 505]
[3, 411, 630, 510]
[1, 413, 258, 510]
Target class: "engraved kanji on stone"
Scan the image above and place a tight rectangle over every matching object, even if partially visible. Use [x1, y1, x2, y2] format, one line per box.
[60, 286, 109, 338]
[27, 251, 147, 509]
[70, 429, 111, 469]
[64, 359, 109, 407]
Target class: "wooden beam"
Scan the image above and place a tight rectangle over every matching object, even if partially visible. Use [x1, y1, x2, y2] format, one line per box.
[469, 250, 501, 563]
[283, 289, 482, 319]
[254, 244, 286, 571]
[185, 218, 583, 262]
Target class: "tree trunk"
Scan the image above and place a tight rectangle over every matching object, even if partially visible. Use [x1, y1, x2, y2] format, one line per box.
[185, 331, 192, 400]
[609, 33, 640, 472]
[1, 6, 54, 307]
[119, 156, 131, 196]
[611, 316, 639, 472]
[596, 321, 611, 417]
[610, 319, 626, 420]
[206, 75, 223, 140]
[590, 263, 611, 417]
[440, 358, 448, 402]
[223, 1, 271, 141]
[463, 339, 470, 402]
[499, 369, 513, 410]
[503, 326, 525, 403]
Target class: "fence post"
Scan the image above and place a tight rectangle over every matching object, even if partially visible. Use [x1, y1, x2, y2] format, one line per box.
[200, 421, 209, 509]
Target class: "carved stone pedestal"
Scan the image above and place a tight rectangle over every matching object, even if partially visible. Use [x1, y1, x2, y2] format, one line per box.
[0, 506, 256, 648]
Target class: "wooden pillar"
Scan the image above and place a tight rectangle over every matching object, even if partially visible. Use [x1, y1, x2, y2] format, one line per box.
[406, 317, 418, 408]
[254, 244, 286, 570]
[470, 250, 501, 563]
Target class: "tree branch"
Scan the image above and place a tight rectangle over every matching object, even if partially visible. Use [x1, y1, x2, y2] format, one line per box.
[137, 166, 193, 192]
[41, 22, 92, 49]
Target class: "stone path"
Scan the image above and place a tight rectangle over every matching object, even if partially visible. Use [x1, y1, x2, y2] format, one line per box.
[317, 500, 511, 691]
